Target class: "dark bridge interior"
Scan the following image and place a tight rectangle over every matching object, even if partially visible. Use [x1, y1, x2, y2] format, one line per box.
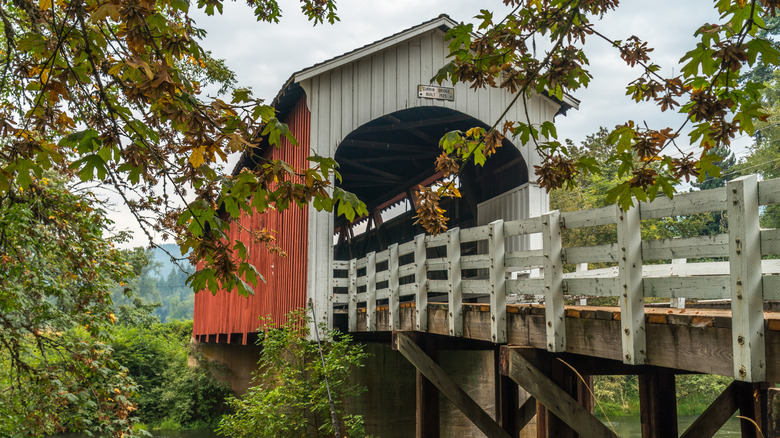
[334, 106, 528, 260]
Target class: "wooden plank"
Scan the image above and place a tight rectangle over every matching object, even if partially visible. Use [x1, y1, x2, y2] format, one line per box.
[542, 210, 565, 352]
[643, 276, 730, 299]
[415, 334, 439, 438]
[638, 371, 677, 438]
[398, 264, 416, 278]
[414, 234, 428, 331]
[640, 187, 727, 219]
[331, 294, 349, 304]
[425, 233, 448, 246]
[764, 276, 780, 300]
[617, 204, 646, 365]
[735, 381, 770, 438]
[680, 382, 738, 438]
[375, 248, 389, 264]
[333, 260, 349, 270]
[642, 234, 729, 260]
[426, 258, 447, 271]
[462, 279, 490, 295]
[461, 255, 491, 270]
[563, 244, 618, 264]
[375, 270, 390, 283]
[394, 333, 512, 438]
[490, 219, 507, 343]
[366, 251, 377, 332]
[388, 243, 400, 331]
[504, 217, 543, 236]
[332, 278, 349, 288]
[348, 259, 357, 332]
[506, 278, 545, 295]
[761, 228, 780, 256]
[448, 228, 463, 337]
[399, 283, 416, 297]
[460, 225, 490, 243]
[561, 205, 616, 229]
[505, 250, 545, 268]
[398, 240, 416, 257]
[518, 396, 537, 433]
[564, 277, 620, 297]
[728, 176, 766, 382]
[427, 279, 449, 293]
[356, 276, 367, 288]
[758, 177, 780, 206]
[501, 348, 617, 438]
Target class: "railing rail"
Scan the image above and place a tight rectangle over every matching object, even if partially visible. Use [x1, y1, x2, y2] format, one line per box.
[331, 175, 780, 382]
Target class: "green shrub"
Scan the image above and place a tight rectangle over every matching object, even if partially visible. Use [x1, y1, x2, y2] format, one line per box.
[217, 310, 369, 438]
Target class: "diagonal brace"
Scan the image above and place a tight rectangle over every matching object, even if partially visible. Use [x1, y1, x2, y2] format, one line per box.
[392, 332, 511, 438]
[500, 347, 617, 438]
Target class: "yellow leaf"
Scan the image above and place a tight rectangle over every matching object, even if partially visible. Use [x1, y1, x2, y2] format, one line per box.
[39, 0, 52, 10]
[189, 147, 205, 168]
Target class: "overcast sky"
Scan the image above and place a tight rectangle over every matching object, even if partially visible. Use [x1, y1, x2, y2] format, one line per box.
[110, 1, 756, 247]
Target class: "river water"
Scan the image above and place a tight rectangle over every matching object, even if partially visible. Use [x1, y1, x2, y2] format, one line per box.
[607, 414, 742, 436]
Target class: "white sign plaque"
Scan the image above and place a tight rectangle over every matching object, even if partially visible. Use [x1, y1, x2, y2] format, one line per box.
[417, 85, 455, 101]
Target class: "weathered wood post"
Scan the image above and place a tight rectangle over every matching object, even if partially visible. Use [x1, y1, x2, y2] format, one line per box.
[727, 175, 765, 382]
[366, 251, 377, 332]
[489, 219, 507, 343]
[616, 204, 645, 365]
[414, 233, 428, 331]
[542, 210, 564, 352]
[447, 227, 463, 337]
[388, 243, 400, 330]
[348, 258, 357, 332]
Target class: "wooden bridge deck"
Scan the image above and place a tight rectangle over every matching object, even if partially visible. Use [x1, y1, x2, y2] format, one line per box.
[341, 302, 780, 380]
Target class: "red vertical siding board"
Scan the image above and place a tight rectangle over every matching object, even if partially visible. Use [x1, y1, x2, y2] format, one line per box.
[193, 97, 311, 340]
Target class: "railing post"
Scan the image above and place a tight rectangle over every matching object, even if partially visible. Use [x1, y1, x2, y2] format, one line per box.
[447, 227, 463, 337]
[348, 258, 357, 332]
[414, 234, 428, 331]
[489, 219, 507, 343]
[727, 175, 765, 382]
[617, 204, 645, 365]
[366, 251, 377, 332]
[542, 211, 564, 352]
[389, 243, 400, 331]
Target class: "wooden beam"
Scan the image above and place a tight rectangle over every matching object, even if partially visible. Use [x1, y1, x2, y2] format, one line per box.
[393, 332, 511, 438]
[542, 210, 565, 352]
[339, 138, 433, 153]
[727, 176, 766, 382]
[518, 395, 537, 434]
[736, 381, 770, 438]
[680, 382, 738, 438]
[500, 347, 617, 438]
[414, 334, 439, 438]
[617, 204, 646, 365]
[496, 348, 519, 437]
[638, 370, 677, 438]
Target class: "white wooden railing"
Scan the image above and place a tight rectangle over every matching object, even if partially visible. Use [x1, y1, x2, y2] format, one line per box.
[331, 175, 780, 382]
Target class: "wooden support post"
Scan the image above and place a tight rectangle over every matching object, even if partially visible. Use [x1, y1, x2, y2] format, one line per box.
[542, 210, 565, 352]
[638, 370, 677, 438]
[388, 243, 400, 331]
[501, 347, 617, 438]
[347, 258, 357, 332]
[496, 348, 518, 437]
[736, 381, 769, 438]
[447, 228, 463, 337]
[489, 219, 507, 343]
[366, 251, 377, 332]
[393, 332, 511, 438]
[768, 387, 780, 438]
[414, 234, 428, 331]
[617, 204, 645, 365]
[547, 359, 578, 438]
[727, 175, 766, 382]
[680, 381, 738, 438]
[415, 334, 439, 438]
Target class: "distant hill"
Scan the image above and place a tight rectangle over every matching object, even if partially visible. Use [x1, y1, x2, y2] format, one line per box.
[148, 243, 193, 277]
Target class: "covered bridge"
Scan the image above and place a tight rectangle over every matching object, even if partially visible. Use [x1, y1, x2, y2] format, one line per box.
[192, 15, 574, 342]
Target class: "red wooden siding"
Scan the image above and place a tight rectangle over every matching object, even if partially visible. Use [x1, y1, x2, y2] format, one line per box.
[193, 97, 311, 343]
